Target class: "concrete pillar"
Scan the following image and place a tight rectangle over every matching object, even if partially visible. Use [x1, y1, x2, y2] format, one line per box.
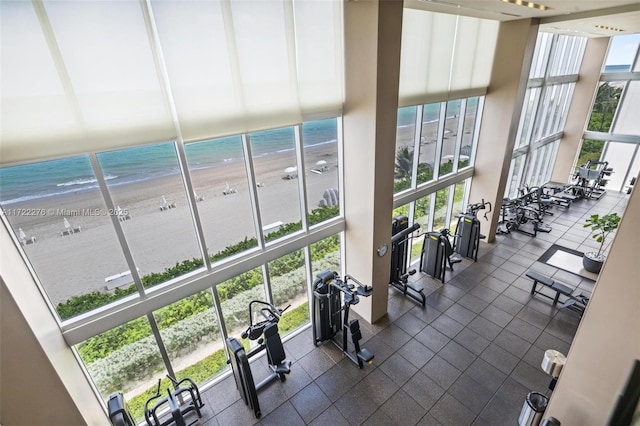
[545, 182, 640, 425]
[551, 37, 610, 183]
[468, 19, 539, 242]
[342, 0, 403, 323]
[0, 223, 107, 425]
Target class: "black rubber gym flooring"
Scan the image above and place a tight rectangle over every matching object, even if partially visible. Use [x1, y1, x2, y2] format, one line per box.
[195, 191, 627, 425]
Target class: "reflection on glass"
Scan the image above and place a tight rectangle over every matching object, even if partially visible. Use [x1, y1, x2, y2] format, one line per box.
[418, 103, 440, 184]
[184, 136, 257, 262]
[249, 127, 302, 241]
[0, 156, 132, 320]
[517, 88, 540, 148]
[439, 100, 461, 177]
[216, 267, 265, 338]
[302, 119, 340, 225]
[98, 142, 203, 291]
[433, 187, 451, 231]
[75, 316, 163, 422]
[394, 107, 417, 193]
[459, 98, 478, 169]
[410, 195, 431, 263]
[268, 249, 308, 337]
[587, 81, 624, 133]
[153, 289, 226, 391]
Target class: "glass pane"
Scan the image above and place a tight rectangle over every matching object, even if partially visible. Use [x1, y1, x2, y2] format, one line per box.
[439, 100, 462, 177]
[75, 316, 164, 422]
[97, 142, 203, 291]
[394, 106, 417, 193]
[433, 187, 450, 232]
[587, 81, 624, 132]
[302, 118, 340, 225]
[611, 80, 640, 135]
[449, 180, 467, 233]
[216, 267, 266, 338]
[268, 249, 308, 337]
[602, 142, 638, 191]
[185, 136, 257, 263]
[517, 88, 540, 148]
[459, 97, 478, 169]
[249, 127, 302, 241]
[153, 289, 226, 392]
[506, 155, 525, 199]
[530, 32, 552, 79]
[0, 156, 133, 320]
[392, 204, 409, 219]
[310, 234, 341, 280]
[577, 139, 605, 167]
[418, 103, 440, 184]
[605, 34, 640, 71]
[410, 195, 431, 264]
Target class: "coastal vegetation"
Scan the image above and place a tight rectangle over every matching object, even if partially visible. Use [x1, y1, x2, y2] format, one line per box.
[60, 205, 340, 419]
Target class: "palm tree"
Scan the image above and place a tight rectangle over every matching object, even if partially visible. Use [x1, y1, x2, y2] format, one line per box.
[395, 146, 413, 180]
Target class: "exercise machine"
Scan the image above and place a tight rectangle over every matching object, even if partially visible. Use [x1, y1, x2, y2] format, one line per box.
[389, 215, 424, 305]
[108, 392, 135, 426]
[227, 300, 291, 419]
[312, 270, 374, 369]
[497, 190, 552, 237]
[568, 160, 613, 199]
[143, 375, 204, 426]
[452, 199, 491, 261]
[419, 230, 461, 283]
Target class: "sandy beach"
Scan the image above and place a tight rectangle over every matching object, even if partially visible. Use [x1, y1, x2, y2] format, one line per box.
[4, 111, 474, 307]
[6, 143, 339, 306]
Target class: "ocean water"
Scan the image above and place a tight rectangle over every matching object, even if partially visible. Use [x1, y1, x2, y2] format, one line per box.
[0, 120, 338, 205]
[604, 64, 631, 72]
[0, 97, 476, 205]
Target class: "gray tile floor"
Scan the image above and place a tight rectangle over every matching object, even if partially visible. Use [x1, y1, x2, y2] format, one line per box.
[192, 191, 627, 425]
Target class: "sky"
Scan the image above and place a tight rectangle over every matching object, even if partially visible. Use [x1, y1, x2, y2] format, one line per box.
[606, 33, 640, 66]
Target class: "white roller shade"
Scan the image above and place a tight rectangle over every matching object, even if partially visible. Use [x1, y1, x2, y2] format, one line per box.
[0, 0, 344, 165]
[398, 9, 498, 107]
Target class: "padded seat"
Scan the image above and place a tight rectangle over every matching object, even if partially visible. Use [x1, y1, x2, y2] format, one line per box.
[526, 270, 575, 304]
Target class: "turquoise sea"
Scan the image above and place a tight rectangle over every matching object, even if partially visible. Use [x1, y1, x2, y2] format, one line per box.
[0, 96, 484, 205]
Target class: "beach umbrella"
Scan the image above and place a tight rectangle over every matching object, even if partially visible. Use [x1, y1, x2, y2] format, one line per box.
[63, 217, 71, 229]
[162, 195, 168, 205]
[18, 228, 27, 240]
[315, 160, 327, 167]
[284, 166, 297, 174]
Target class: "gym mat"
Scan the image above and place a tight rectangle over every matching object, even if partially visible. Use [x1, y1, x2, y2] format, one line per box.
[537, 244, 598, 282]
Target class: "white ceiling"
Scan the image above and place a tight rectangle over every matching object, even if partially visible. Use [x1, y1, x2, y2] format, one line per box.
[405, 0, 640, 37]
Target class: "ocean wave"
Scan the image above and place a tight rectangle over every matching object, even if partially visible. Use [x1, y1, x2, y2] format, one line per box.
[56, 174, 118, 187]
[1, 185, 100, 205]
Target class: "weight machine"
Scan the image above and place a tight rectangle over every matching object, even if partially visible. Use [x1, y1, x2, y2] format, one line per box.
[389, 215, 425, 305]
[452, 199, 491, 261]
[497, 191, 552, 237]
[568, 160, 612, 199]
[227, 300, 291, 419]
[143, 375, 204, 426]
[312, 270, 374, 369]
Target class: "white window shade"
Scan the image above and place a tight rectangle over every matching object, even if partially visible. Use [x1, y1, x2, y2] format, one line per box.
[398, 9, 498, 107]
[0, 0, 344, 165]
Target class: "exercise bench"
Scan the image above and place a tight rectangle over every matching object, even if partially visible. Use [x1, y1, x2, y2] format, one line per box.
[525, 270, 589, 316]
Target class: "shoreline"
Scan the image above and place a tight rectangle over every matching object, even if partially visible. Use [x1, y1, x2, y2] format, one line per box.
[4, 142, 339, 305]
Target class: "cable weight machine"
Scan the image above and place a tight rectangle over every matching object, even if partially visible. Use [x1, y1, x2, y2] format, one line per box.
[389, 215, 425, 305]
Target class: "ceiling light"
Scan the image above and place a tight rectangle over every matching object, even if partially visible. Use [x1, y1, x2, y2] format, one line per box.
[501, 0, 551, 11]
[595, 25, 625, 32]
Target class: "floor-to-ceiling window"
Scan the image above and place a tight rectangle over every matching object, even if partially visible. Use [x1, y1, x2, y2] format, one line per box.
[392, 96, 481, 267]
[577, 34, 640, 192]
[505, 33, 587, 198]
[0, 0, 345, 421]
